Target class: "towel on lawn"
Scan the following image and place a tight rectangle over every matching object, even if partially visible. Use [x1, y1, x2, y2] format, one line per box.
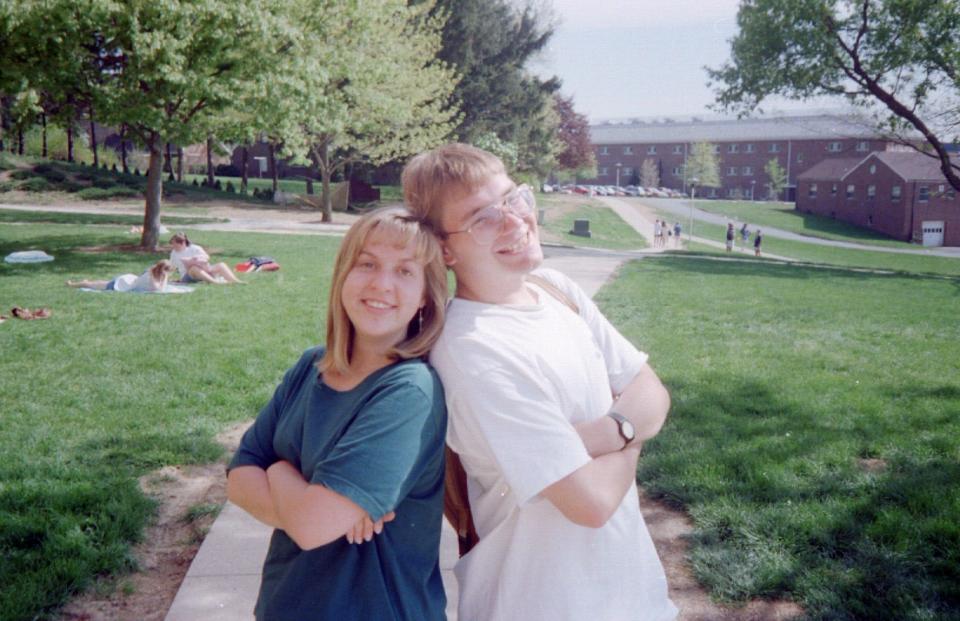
[79, 284, 194, 294]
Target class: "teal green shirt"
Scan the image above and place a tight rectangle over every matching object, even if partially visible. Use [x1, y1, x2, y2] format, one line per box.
[229, 347, 447, 621]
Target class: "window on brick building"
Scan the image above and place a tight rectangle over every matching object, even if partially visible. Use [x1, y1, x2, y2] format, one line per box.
[743, 166, 754, 176]
[918, 186, 930, 202]
[712, 145, 721, 154]
[891, 185, 901, 200]
[672, 166, 682, 176]
[867, 184, 876, 198]
[599, 147, 608, 155]
[869, 164, 876, 174]
[831, 184, 838, 196]
[809, 183, 818, 198]
[745, 144, 755, 153]
[708, 188, 718, 198]
[828, 141, 842, 152]
[599, 167, 608, 176]
[846, 184, 855, 198]
[797, 153, 804, 163]
[769, 143, 781, 153]
[937, 184, 955, 200]
[623, 146, 633, 154]
[623, 167, 634, 176]
[728, 144, 739, 153]
[856, 141, 869, 152]
[672, 145, 683, 154]
[647, 146, 657, 154]
[727, 166, 738, 176]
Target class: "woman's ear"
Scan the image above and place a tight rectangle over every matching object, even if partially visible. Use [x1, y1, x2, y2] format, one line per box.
[441, 242, 457, 267]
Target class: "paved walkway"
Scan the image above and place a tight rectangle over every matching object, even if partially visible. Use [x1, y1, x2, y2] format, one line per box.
[164, 245, 628, 621]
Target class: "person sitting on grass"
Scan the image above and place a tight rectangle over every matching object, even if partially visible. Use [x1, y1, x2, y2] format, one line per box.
[227, 205, 449, 621]
[66, 259, 175, 292]
[168, 232, 244, 284]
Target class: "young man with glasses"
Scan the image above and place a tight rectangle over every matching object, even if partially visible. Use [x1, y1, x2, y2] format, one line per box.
[402, 144, 676, 621]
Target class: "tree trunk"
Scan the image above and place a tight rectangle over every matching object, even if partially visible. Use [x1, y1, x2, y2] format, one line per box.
[140, 133, 164, 250]
[206, 136, 215, 186]
[268, 142, 279, 195]
[119, 126, 128, 173]
[89, 115, 98, 167]
[165, 142, 173, 175]
[241, 146, 249, 193]
[177, 146, 183, 182]
[18, 127, 24, 155]
[316, 142, 333, 223]
[41, 113, 47, 158]
[67, 123, 74, 162]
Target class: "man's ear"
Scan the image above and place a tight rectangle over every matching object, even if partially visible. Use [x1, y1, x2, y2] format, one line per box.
[441, 241, 457, 267]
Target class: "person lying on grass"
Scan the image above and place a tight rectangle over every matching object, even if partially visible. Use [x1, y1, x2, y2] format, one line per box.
[168, 232, 244, 284]
[226, 205, 449, 621]
[66, 259, 175, 292]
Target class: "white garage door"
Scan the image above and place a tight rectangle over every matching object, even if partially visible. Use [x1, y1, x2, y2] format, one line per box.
[922, 221, 944, 246]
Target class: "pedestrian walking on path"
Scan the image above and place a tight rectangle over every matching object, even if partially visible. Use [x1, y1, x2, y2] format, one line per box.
[225, 206, 450, 621]
[754, 229, 763, 257]
[725, 223, 735, 252]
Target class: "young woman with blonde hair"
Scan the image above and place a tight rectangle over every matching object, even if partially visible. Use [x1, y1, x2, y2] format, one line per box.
[227, 205, 449, 620]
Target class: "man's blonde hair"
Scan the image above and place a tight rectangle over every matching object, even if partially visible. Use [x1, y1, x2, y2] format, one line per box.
[318, 205, 448, 375]
[401, 143, 506, 232]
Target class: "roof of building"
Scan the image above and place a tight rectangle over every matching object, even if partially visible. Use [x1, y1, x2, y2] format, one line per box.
[796, 158, 865, 180]
[589, 114, 885, 145]
[869, 151, 958, 181]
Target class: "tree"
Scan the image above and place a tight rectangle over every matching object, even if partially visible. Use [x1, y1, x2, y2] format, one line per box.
[281, 0, 459, 222]
[553, 93, 595, 174]
[764, 158, 787, 200]
[640, 158, 660, 188]
[431, 0, 561, 176]
[684, 142, 720, 188]
[708, 0, 960, 192]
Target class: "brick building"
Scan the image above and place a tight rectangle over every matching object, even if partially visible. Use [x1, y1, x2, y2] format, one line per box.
[796, 151, 958, 246]
[586, 113, 892, 201]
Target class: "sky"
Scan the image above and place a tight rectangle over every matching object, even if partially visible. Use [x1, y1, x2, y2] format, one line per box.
[531, 0, 782, 122]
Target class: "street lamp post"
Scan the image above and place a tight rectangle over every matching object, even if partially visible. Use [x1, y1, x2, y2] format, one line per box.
[615, 162, 622, 187]
[689, 177, 698, 241]
[751, 179, 756, 201]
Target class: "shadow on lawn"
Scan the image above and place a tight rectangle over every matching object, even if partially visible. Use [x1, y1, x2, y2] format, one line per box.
[648, 253, 960, 283]
[0, 233, 165, 275]
[642, 374, 960, 618]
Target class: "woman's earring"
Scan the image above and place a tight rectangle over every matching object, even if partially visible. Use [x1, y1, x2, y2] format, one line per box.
[418, 308, 424, 332]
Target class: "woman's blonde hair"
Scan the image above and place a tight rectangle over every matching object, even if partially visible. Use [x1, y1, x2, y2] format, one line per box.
[318, 205, 448, 375]
[150, 259, 174, 279]
[401, 143, 506, 232]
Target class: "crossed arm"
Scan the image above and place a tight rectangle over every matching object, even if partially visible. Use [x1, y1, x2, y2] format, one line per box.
[227, 462, 393, 550]
[540, 363, 670, 528]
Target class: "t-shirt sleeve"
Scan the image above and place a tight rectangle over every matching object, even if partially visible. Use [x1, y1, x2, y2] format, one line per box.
[535, 268, 648, 394]
[309, 380, 439, 522]
[442, 344, 592, 506]
[227, 351, 314, 472]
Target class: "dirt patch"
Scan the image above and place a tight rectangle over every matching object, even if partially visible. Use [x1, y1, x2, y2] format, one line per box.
[56, 422, 249, 621]
[641, 493, 804, 620]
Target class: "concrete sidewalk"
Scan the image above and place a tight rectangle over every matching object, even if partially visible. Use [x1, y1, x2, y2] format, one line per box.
[164, 249, 630, 621]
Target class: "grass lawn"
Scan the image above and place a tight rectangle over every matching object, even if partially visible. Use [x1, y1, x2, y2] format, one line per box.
[658, 211, 960, 278]
[685, 199, 915, 249]
[598, 255, 960, 619]
[0, 222, 341, 620]
[539, 193, 647, 249]
[0, 208, 225, 227]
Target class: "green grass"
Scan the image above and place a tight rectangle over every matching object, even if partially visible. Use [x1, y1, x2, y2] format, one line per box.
[540, 194, 647, 249]
[662, 212, 960, 277]
[0, 208, 225, 227]
[686, 199, 915, 248]
[0, 223, 341, 620]
[598, 256, 960, 620]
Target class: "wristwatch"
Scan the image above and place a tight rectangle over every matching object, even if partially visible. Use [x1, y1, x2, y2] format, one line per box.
[607, 412, 636, 449]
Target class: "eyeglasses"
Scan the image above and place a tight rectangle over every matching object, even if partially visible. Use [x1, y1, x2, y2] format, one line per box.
[443, 184, 535, 245]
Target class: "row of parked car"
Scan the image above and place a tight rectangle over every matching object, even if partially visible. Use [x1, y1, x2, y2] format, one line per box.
[543, 184, 686, 198]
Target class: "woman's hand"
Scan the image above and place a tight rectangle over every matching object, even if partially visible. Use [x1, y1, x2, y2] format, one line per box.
[345, 511, 396, 544]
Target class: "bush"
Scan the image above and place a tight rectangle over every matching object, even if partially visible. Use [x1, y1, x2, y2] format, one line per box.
[214, 179, 222, 191]
[214, 163, 240, 177]
[92, 177, 116, 189]
[10, 169, 36, 180]
[0, 180, 18, 192]
[192, 179, 199, 187]
[134, 168, 141, 176]
[20, 177, 53, 192]
[76, 186, 140, 200]
[62, 180, 87, 193]
[225, 181, 236, 193]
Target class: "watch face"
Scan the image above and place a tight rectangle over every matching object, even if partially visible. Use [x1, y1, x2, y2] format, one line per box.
[622, 420, 636, 441]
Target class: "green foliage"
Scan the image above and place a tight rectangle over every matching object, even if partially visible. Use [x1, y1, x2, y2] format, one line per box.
[603, 257, 960, 619]
[553, 93, 595, 173]
[684, 142, 720, 188]
[708, 0, 960, 191]
[76, 186, 140, 200]
[0, 224, 341, 620]
[472, 132, 519, 170]
[763, 158, 787, 200]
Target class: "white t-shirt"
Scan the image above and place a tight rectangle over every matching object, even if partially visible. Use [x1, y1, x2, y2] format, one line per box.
[111, 271, 159, 292]
[430, 268, 677, 621]
[169, 244, 209, 279]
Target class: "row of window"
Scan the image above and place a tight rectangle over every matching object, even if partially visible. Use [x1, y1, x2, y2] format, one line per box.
[808, 183, 955, 202]
[599, 141, 871, 156]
